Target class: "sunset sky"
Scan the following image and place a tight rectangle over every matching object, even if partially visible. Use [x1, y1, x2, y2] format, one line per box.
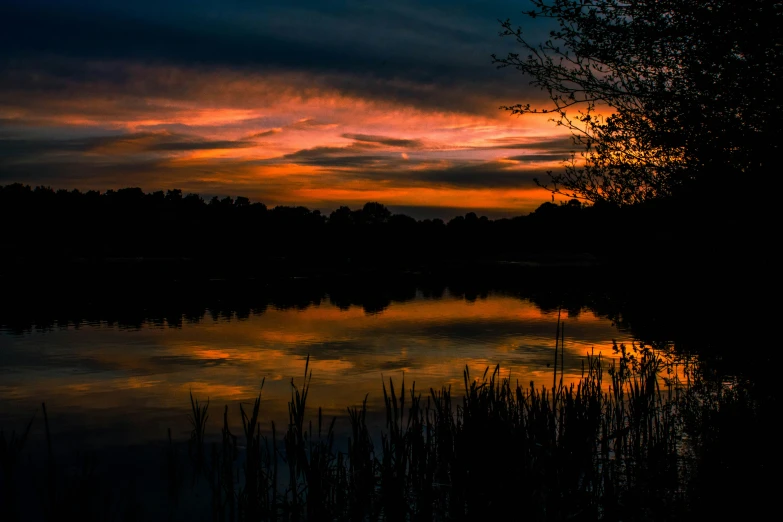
[0, 0, 576, 219]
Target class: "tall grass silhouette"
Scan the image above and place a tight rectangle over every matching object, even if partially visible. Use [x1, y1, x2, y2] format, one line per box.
[166, 344, 694, 520]
[1, 342, 765, 521]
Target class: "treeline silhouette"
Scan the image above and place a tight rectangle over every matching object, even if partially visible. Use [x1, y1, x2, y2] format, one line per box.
[0, 184, 591, 263]
[1, 183, 740, 277]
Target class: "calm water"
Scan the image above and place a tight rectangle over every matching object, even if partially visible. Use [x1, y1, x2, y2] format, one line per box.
[0, 287, 634, 449]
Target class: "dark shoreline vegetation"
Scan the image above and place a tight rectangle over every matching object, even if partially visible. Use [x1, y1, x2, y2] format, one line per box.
[1, 182, 765, 343]
[0, 346, 773, 521]
[0, 183, 600, 263]
[0, 183, 754, 275]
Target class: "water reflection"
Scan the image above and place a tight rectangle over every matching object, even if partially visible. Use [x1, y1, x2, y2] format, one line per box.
[0, 288, 633, 449]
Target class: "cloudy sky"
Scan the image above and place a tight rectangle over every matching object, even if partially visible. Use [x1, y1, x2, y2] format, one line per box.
[0, 0, 575, 218]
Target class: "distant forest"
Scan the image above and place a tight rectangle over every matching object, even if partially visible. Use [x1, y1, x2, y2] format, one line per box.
[0, 183, 762, 347]
[0, 183, 737, 273]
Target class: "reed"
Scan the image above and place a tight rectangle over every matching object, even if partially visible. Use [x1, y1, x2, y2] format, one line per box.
[187, 391, 210, 480]
[0, 409, 35, 521]
[167, 342, 697, 521]
[2, 342, 766, 521]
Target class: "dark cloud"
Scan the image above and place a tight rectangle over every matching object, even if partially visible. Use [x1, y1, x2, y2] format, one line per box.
[0, 159, 171, 187]
[0, 137, 98, 158]
[0, 1, 552, 115]
[279, 142, 390, 168]
[507, 153, 571, 163]
[288, 119, 335, 130]
[259, 141, 552, 188]
[147, 140, 256, 151]
[288, 154, 391, 168]
[136, 118, 292, 137]
[0, 133, 256, 160]
[396, 160, 546, 189]
[246, 129, 282, 139]
[1, 134, 559, 203]
[342, 134, 424, 148]
[486, 137, 577, 151]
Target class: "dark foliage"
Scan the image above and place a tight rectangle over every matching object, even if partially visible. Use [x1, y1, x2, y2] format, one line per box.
[494, 0, 782, 205]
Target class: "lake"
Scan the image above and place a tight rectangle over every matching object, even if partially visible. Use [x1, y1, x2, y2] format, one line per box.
[1, 281, 636, 449]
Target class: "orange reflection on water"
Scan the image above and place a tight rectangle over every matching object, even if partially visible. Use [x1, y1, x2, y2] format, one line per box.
[0, 293, 632, 442]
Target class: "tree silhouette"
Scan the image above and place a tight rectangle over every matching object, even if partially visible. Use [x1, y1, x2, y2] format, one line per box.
[359, 202, 391, 225]
[1, 183, 685, 270]
[494, 0, 782, 205]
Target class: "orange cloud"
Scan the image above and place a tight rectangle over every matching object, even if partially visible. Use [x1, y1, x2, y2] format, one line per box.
[1, 62, 575, 216]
